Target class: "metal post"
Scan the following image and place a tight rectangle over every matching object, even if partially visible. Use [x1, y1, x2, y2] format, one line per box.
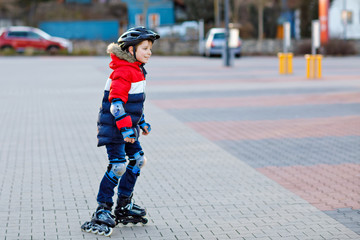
[283, 22, 290, 53]
[224, 0, 230, 67]
[342, 0, 347, 40]
[198, 19, 204, 55]
[214, 0, 221, 27]
[311, 20, 320, 55]
[143, 0, 149, 28]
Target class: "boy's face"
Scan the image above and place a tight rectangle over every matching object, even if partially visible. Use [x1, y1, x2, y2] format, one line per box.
[130, 40, 153, 64]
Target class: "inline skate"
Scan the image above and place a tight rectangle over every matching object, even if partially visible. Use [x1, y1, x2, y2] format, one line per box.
[81, 203, 116, 237]
[114, 194, 148, 225]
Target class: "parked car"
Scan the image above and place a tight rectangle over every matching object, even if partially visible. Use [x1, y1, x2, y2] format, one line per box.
[200, 28, 242, 58]
[0, 26, 73, 54]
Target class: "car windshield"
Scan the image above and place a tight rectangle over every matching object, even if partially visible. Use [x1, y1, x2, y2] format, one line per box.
[33, 28, 51, 40]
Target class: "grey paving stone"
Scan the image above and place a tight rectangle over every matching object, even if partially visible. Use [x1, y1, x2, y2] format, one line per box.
[217, 136, 360, 168]
[0, 56, 359, 240]
[148, 87, 358, 100]
[166, 103, 360, 122]
[324, 208, 360, 235]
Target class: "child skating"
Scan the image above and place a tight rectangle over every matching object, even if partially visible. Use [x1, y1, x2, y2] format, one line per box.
[81, 26, 160, 236]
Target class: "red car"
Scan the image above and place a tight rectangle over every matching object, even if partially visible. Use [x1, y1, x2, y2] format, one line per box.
[0, 26, 72, 53]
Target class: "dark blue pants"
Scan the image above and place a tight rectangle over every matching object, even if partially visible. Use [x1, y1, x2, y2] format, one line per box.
[96, 141, 142, 205]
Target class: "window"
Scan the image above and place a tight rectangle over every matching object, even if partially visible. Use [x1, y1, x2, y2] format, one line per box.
[27, 31, 42, 39]
[213, 33, 225, 39]
[135, 14, 145, 26]
[7, 31, 27, 38]
[341, 10, 353, 24]
[148, 14, 160, 28]
[347, 11, 353, 24]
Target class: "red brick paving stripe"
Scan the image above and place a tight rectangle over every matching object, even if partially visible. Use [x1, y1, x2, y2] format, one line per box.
[151, 92, 360, 109]
[187, 116, 360, 141]
[149, 77, 288, 86]
[257, 164, 360, 211]
[149, 75, 360, 86]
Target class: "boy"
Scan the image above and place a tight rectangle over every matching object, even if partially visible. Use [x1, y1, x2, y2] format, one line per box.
[81, 27, 160, 236]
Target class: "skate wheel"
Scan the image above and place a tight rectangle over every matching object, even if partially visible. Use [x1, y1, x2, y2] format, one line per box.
[81, 221, 92, 232]
[97, 224, 113, 237]
[141, 218, 148, 224]
[91, 228, 99, 234]
[104, 227, 113, 237]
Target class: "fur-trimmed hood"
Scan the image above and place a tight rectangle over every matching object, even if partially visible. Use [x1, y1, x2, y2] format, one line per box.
[107, 43, 136, 63]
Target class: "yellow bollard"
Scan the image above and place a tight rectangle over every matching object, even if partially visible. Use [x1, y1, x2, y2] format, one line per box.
[305, 54, 311, 79]
[278, 53, 285, 74]
[316, 54, 322, 78]
[278, 52, 293, 75]
[287, 53, 293, 74]
[311, 54, 316, 78]
[305, 54, 323, 79]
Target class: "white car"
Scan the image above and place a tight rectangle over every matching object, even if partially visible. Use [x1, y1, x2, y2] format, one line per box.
[200, 28, 242, 58]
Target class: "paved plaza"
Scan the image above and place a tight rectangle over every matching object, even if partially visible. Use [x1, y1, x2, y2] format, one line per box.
[0, 55, 359, 239]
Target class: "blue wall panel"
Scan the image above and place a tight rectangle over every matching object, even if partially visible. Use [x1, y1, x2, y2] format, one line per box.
[65, 0, 91, 3]
[39, 20, 119, 41]
[121, 0, 174, 27]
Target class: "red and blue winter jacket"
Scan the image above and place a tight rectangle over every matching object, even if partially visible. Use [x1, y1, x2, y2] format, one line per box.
[97, 43, 146, 146]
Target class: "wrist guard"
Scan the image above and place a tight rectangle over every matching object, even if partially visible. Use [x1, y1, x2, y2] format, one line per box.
[139, 115, 151, 133]
[121, 127, 137, 140]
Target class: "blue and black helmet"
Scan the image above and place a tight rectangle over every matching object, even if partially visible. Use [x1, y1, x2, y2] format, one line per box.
[118, 26, 160, 50]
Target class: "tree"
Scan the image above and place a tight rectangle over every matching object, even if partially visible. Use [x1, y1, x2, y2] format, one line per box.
[183, 0, 214, 24]
[16, 0, 51, 25]
[257, 0, 265, 40]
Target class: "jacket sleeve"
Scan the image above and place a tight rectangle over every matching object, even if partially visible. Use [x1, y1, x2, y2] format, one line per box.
[109, 74, 131, 103]
[109, 75, 133, 130]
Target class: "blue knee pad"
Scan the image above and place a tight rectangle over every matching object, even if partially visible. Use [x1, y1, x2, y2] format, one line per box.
[128, 151, 147, 175]
[105, 159, 127, 185]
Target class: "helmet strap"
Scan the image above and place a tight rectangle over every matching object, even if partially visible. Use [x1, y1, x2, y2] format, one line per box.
[133, 46, 137, 60]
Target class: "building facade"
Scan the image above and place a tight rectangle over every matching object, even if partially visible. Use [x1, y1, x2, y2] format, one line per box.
[329, 0, 360, 39]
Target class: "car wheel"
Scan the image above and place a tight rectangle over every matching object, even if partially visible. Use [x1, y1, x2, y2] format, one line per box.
[47, 45, 60, 55]
[1, 45, 15, 54]
[205, 52, 212, 58]
[1, 45, 14, 51]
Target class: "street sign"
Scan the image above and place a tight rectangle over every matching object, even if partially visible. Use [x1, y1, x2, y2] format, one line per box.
[312, 20, 320, 54]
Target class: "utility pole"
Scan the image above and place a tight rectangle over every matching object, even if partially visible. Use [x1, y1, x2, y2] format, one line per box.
[258, 0, 264, 41]
[214, 0, 221, 27]
[143, 0, 149, 28]
[224, 0, 230, 67]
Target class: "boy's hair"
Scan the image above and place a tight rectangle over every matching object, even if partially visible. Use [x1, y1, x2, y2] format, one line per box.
[118, 26, 160, 51]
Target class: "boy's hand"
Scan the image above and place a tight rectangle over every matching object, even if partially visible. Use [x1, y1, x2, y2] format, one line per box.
[121, 127, 137, 144]
[139, 115, 151, 136]
[124, 137, 136, 143]
[142, 125, 150, 136]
